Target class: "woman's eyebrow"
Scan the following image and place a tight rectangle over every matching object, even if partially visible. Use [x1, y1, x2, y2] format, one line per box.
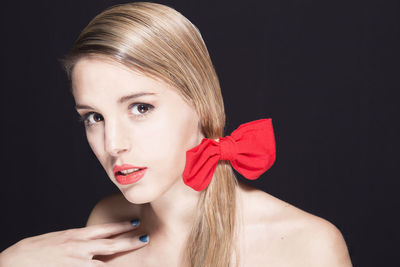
[118, 92, 157, 104]
[75, 92, 157, 110]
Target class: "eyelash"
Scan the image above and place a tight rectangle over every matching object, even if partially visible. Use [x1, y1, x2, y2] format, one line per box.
[78, 103, 155, 127]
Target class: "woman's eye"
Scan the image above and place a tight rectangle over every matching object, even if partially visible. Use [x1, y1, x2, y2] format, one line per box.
[130, 103, 154, 116]
[78, 103, 154, 126]
[79, 112, 103, 127]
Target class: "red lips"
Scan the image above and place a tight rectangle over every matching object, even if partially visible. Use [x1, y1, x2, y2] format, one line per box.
[113, 164, 147, 185]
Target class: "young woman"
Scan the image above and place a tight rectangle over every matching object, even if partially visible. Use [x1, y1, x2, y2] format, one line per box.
[0, 2, 352, 266]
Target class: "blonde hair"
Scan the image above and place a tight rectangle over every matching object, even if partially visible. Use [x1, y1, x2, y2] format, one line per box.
[60, 2, 239, 266]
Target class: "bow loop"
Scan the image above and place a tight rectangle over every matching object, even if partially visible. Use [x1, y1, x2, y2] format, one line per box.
[182, 118, 276, 191]
[219, 136, 237, 161]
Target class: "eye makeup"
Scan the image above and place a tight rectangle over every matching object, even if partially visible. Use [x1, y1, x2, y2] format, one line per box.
[77, 102, 155, 127]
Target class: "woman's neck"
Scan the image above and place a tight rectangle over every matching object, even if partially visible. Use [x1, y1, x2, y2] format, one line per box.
[140, 178, 202, 242]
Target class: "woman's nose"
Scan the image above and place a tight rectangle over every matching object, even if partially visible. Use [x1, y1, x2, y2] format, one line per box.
[104, 118, 131, 156]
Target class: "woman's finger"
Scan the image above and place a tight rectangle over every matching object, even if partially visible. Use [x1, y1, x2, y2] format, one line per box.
[86, 235, 149, 256]
[73, 220, 140, 240]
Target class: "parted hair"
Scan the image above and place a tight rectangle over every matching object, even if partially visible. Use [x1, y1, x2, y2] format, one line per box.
[60, 2, 239, 266]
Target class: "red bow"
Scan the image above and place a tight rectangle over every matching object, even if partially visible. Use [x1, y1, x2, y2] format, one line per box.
[182, 118, 276, 191]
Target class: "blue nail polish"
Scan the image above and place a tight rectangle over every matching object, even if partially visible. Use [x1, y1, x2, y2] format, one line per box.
[130, 219, 140, 226]
[139, 234, 149, 242]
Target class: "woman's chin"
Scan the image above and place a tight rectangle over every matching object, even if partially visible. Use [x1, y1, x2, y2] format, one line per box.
[118, 185, 158, 204]
[114, 174, 185, 204]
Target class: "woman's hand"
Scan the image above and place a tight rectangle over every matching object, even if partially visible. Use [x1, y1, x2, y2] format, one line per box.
[0, 220, 148, 267]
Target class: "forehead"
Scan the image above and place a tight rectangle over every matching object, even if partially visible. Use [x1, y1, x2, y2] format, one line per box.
[71, 56, 169, 99]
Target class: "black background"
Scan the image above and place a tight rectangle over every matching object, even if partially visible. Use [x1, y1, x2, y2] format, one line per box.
[1, 0, 399, 266]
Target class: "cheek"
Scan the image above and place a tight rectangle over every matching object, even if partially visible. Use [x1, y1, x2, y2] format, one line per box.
[86, 130, 105, 162]
[136, 118, 183, 160]
[136, 108, 199, 172]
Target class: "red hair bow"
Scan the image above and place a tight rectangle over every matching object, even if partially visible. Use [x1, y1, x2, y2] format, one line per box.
[182, 118, 276, 191]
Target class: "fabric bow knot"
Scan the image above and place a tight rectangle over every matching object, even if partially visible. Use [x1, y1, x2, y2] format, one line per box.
[182, 118, 276, 191]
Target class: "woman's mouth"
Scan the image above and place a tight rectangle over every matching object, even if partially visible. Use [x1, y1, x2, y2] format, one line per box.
[113, 164, 147, 185]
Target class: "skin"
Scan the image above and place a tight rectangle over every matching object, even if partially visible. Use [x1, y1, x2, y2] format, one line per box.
[71, 55, 205, 232]
[0, 221, 146, 267]
[0, 56, 353, 267]
[71, 56, 353, 267]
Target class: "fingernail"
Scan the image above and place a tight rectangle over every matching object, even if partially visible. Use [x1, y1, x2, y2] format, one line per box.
[139, 234, 149, 242]
[130, 219, 140, 226]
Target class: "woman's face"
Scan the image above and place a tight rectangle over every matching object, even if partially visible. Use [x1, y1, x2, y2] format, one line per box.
[71, 56, 204, 203]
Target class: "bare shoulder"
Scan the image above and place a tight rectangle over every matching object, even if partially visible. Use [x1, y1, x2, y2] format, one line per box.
[300, 216, 353, 266]
[237, 181, 353, 266]
[86, 192, 140, 226]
